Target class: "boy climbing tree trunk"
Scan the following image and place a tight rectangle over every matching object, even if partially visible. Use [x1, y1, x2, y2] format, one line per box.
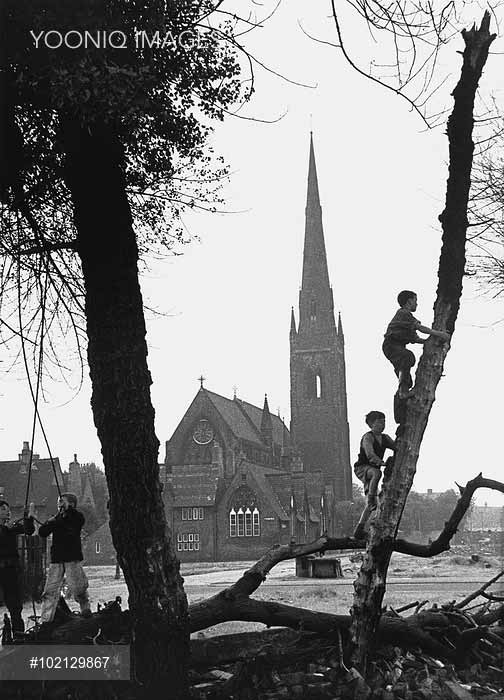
[350, 12, 496, 670]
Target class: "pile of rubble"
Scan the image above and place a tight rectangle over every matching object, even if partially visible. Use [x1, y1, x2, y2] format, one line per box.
[189, 642, 504, 700]
[188, 593, 504, 700]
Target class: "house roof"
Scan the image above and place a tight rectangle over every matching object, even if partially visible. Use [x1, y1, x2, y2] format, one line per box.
[167, 465, 222, 507]
[0, 457, 64, 509]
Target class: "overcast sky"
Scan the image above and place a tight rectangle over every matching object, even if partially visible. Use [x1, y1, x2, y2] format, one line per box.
[1, 1, 503, 507]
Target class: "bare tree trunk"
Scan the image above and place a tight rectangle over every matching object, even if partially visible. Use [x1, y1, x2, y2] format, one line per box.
[61, 119, 189, 698]
[350, 12, 496, 670]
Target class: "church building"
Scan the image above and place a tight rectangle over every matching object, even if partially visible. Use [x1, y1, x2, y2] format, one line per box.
[163, 135, 353, 561]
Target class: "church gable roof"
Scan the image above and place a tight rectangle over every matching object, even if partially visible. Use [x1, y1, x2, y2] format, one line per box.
[205, 391, 261, 444]
[236, 399, 291, 450]
[167, 465, 222, 507]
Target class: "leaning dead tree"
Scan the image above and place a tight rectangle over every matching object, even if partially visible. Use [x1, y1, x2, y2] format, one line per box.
[350, 12, 496, 669]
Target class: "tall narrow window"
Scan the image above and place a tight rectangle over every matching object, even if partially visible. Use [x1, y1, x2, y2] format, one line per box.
[310, 299, 317, 321]
[95, 542, 101, 555]
[198, 508, 204, 520]
[316, 373, 322, 399]
[245, 508, 252, 537]
[229, 508, 237, 537]
[192, 507, 198, 520]
[237, 508, 245, 537]
[253, 508, 260, 537]
[182, 508, 187, 521]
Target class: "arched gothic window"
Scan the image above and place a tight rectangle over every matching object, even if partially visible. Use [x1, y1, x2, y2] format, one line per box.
[245, 508, 252, 536]
[237, 508, 245, 537]
[229, 508, 237, 537]
[252, 508, 260, 536]
[228, 506, 260, 538]
[309, 299, 317, 321]
[229, 487, 260, 538]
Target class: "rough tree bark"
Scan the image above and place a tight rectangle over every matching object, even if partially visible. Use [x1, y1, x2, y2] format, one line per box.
[350, 12, 496, 670]
[61, 118, 189, 698]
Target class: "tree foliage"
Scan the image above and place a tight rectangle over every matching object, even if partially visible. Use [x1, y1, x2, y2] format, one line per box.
[1, 0, 254, 379]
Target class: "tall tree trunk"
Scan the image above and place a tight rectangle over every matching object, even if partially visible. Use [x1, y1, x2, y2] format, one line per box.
[350, 12, 495, 670]
[61, 119, 189, 698]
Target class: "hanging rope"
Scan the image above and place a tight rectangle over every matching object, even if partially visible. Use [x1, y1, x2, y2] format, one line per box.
[16, 217, 62, 511]
[23, 270, 47, 512]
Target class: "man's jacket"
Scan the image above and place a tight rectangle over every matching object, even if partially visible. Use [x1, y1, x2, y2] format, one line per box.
[39, 509, 85, 563]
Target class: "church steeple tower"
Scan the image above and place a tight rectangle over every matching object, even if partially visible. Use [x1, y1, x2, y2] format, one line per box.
[290, 134, 352, 504]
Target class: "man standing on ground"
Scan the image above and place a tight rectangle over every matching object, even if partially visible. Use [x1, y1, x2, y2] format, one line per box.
[39, 493, 91, 622]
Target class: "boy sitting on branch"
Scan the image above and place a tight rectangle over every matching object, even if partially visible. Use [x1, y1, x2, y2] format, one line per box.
[353, 411, 395, 540]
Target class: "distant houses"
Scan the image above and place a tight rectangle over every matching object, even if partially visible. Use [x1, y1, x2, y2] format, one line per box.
[0, 441, 64, 522]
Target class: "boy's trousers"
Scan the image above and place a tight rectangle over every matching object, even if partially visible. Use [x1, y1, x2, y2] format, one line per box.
[40, 561, 90, 623]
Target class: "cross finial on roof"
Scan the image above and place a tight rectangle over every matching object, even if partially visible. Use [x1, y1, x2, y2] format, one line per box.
[232, 385, 238, 399]
[198, 374, 206, 390]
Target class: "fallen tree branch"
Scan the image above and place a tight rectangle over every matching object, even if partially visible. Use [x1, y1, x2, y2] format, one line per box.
[456, 569, 504, 609]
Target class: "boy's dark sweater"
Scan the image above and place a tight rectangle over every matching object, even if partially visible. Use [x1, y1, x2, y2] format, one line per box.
[39, 508, 84, 563]
[0, 518, 35, 566]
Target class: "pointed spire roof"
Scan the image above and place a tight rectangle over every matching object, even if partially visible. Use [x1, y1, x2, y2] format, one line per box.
[298, 133, 334, 335]
[260, 394, 273, 447]
[307, 132, 320, 208]
[290, 307, 297, 336]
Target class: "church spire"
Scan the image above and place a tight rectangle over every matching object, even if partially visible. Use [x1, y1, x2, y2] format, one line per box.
[299, 133, 334, 335]
[338, 311, 344, 338]
[307, 132, 320, 208]
[260, 394, 273, 447]
[290, 307, 297, 337]
[289, 132, 352, 506]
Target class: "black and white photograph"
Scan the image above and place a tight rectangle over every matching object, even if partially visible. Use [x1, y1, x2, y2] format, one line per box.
[1, 1, 503, 698]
